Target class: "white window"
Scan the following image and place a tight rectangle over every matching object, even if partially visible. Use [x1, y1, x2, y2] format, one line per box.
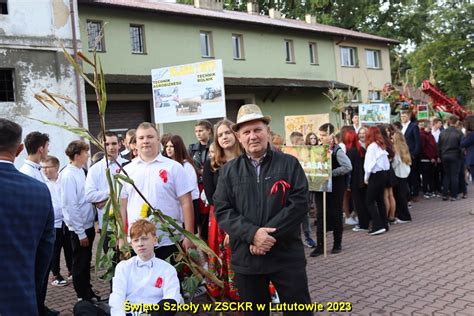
[366, 49, 381, 68]
[341, 46, 357, 67]
[232, 34, 244, 59]
[130, 25, 145, 54]
[368, 91, 382, 102]
[87, 20, 105, 52]
[200, 31, 213, 58]
[285, 39, 295, 63]
[0, 69, 14, 102]
[309, 42, 318, 64]
[351, 90, 360, 102]
[0, 0, 8, 14]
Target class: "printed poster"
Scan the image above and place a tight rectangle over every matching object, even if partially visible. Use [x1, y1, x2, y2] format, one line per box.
[417, 104, 429, 121]
[151, 60, 226, 123]
[359, 103, 391, 125]
[282, 145, 332, 192]
[284, 114, 330, 145]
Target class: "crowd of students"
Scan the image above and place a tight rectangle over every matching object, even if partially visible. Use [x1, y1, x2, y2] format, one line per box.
[13, 108, 474, 315]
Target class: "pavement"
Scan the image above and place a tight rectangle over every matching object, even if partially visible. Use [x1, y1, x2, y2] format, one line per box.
[46, 186, 474, 315]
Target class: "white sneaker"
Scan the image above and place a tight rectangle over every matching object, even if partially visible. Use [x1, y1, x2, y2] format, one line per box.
[345, 217, 358, 225]
[395, 218, 411, 224]
[271, 291, 280, 304]
[368, 228, 386, 236]
[352, 225, 368, 232]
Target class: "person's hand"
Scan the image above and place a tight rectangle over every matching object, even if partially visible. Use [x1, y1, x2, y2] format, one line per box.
[252, 227, 276, 252]
[94, 223, 100, 234]
[249, 245, 266, 256]
[182, 237, 196, 251]
[223, 234, 230, 247]
[95, 200, 107, 209]
[79, 237, 89, 247]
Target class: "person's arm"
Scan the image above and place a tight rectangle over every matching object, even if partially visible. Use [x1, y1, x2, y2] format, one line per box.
[460, 132, 474, 148]
[202, 159, 216, 205]
[413, 124, 421, 158]
[178, 192, 195, 250]
[109, 261, 128, 316]
[61, 171, 86, 240]
[85, 164, 109, 205]
[363, 144, 376, 183]
[332, 148, 352, 176]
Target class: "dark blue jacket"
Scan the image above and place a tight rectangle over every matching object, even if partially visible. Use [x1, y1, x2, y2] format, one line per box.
[461, 131, 474, 166]
[0, 162, 55, 315]
[404, 121, 421, 158]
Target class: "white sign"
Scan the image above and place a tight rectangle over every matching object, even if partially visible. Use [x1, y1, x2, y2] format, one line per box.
[359, 103, 391, 125]
[151, 60, 226, 123]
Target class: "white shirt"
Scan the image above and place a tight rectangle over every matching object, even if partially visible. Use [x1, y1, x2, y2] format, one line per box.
[183, 161, 199, 200]
[392, 153, 411, 178]
[85, 156, 128, 228]
[45, 178, 63, 228]
[109, 256, 182, 316]
[60, 164, 95, 239]
[364, 142, 390, 183]
[431, 128, 441, 143]
[353, 124, 360, 134]
[121, 154, 193, 246]
[19, 159, 46, 183]
[401, 122, 410, 135]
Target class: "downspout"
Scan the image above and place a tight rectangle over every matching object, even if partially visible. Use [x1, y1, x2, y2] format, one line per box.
[70, 0, 84, 127]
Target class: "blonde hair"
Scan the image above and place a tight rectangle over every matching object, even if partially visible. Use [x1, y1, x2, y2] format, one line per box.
[211, 119, 242, 172]
[392, 131, 412, 166]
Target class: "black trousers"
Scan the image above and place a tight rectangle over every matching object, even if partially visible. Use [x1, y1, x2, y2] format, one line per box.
[408, 158, 420, 198]
[366, 171, 388, 231]
[442, 157, 461, 198]
[433, 163, 443, 193]
[51, 222, 73, 276]
[352, 186, 369, 229]
[235, 266, 312, 316]
[71, 227, 95, 299]
[420, 161, 435, 194]
[314, 191, 343, 248]
[458, 162, 467, 195]
[393, 177, 412, 221]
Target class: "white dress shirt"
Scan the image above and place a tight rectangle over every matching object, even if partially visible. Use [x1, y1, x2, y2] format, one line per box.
[45, 178, 64, 228]
[109, 256, 182, 316]
[431, 128, 441, 143]
[401, 122, 410, 135]
[85, 156, 127, 228]
[364, 142, 390, 183]
[392, 153, 411, 178]
[19, 159, 46, 183]
[183, 161, 199, 200]
[60, 164, 95, 239]
[121, 154, 193, 246]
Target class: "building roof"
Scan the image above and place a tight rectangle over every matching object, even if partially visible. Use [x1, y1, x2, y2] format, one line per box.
[79, 0, 399, 44]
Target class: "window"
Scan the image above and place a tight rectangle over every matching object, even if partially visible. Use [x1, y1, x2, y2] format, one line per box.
[366, 49, 381, 68]
[200, 31, 213, 58]
[130, 25, 145, 54]
[0, 0, 8, 15]
[368, 90, 382, 102]
[0, 69, 15, 102]
[284, 39, 295, 63]
[232, 34, 244, 59]
[341, 46, 357, 67]
[351, 90, 360, 102]
[87, 20, 105, 52]
[309, 42, 318, 64]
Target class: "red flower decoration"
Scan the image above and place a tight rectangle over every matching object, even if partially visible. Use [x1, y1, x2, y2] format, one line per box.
[270, 180, 291, 206]
[115, 168, 120, 174]
[155, 276, 163, 288]
[159, 169, 168, 183]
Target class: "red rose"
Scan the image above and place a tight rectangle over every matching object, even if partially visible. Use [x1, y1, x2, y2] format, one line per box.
[155, 276, 163, 288]
[159, 169, 168, 183]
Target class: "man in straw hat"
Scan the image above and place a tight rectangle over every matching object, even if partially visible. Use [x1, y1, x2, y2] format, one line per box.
[214, 104, 312, 315]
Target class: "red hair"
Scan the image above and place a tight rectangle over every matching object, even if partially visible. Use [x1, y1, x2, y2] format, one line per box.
[343, 130, 364, 157]
[365, 126, 386, 149]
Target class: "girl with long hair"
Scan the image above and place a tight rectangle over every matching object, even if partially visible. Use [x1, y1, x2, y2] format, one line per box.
[202, 119, 242, 301]
[305, 132, 319, 146]
[392, 131, 412, 223]
[364, 126, 390, 235]
[379, 124, 396, 224]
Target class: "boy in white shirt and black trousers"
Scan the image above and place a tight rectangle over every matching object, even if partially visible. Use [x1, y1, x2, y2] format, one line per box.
[61, 140, 99, 302]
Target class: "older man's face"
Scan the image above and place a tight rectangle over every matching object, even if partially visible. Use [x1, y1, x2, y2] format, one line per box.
[237, 120, 270, 159]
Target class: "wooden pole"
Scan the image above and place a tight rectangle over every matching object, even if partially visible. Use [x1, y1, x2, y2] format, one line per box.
[323, 191, 327, 257]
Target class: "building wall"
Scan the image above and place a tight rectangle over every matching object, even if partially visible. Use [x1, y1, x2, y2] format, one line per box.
[0, 0, 87, 169]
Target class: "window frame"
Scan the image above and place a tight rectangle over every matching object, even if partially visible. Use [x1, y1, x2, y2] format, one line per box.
[86, 20, 105, 52]
[284, 39, 295, 63]
[308, 42, 318, 65]
[232, 34, 244, 60]
[351, 90, 360, 103]
[130, 24, 146, 54]
[368, 90, 382, 102]
[366, 49, 382, 69]
[0, 69, 15, 102]
[340, 46, 358, 67]
[200, 31, 214, 58]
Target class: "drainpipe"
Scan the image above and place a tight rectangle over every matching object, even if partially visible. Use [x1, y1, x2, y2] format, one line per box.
[69, 0, 84, 128]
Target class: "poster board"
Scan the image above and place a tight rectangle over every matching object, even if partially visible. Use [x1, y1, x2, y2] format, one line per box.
[282, 145, 332, 192]
[151, 60, 226, 123]
[417, 104, 429, 121]
[359, 103, 391, 125]
[284, 114, 330, 144]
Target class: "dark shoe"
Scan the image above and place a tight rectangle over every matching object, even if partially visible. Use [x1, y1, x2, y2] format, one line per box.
[310, 247, 323, 257]
[331, 246, 342, 254]
[442, 196, 449, 201]
[44, 306, 60, 316]
[388, 218, 396, 225]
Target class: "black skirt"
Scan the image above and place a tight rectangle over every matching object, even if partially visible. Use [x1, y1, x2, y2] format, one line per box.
[385, 167, 397, 188]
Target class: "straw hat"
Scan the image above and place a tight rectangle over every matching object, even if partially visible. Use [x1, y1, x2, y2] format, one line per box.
[232, 104, 271, 131]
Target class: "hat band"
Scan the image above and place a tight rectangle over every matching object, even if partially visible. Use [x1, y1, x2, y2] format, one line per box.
[238, 113, 265, 124]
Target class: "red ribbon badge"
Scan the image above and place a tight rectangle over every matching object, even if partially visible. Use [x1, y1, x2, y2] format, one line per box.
[159, 169, 168, 183]
[270, 180, 291, 206]
[155, 276, 163, 288]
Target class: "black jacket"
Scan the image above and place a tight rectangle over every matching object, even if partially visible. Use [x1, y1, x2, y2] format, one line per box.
[404, 121, 421, 158]
[214, 147, 309, 274]
[188, 140, 211, 171]
[438, 126, 463, 160]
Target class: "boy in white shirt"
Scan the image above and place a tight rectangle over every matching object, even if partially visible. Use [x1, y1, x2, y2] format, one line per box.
[19, 131, 49, 182]
[109, 219, 181, 316]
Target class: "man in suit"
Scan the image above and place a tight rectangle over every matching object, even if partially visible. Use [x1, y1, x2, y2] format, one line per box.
[400, 110, 421, 200]
[0, 119, 55, 315]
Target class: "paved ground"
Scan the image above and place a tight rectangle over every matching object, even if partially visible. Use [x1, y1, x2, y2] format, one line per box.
[46, 186, 474, 315]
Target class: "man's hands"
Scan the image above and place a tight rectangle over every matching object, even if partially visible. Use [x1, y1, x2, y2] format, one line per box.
[79, 237, 89, 247]
[249, 227, 276, 256]
[94, 200, 107, 209]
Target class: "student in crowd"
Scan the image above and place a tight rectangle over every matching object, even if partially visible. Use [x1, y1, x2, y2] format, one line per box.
[419, 122, 438, 198]
[121, 129, 136, 161]
[270, 132, 284, 151]
[456, 120, 468, 199]
[129, 135, 138, 160]
[358, 127, 367, 149]
[311, 123, 352, 256]
[163, 135, 200, 236]
[431, 118, 443, 143]
[202, 119, 242, 301]
[438, 115, 463, 201]
[160, 133, 172, 154]
[109, 219, 181, 316]
[392, 131, 412, 223]
[461, 115, 474, 185]
[340, 126, 356, 226]
[400, 110, 421, 201]
[289, 131, 304, 145]
[41, 155, 73, 287]
[306, 132, 319, 213]
[364, 126, 390, 236]
[379, 124, 396, 224]
[19, 131, 49, 182]
[61, 140, 98, 302]
[352, 114, 361, 133]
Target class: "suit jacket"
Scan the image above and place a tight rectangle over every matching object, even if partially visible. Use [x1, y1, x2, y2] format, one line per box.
[404, 121, 421, 159]
[0, 162, 55, 315]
